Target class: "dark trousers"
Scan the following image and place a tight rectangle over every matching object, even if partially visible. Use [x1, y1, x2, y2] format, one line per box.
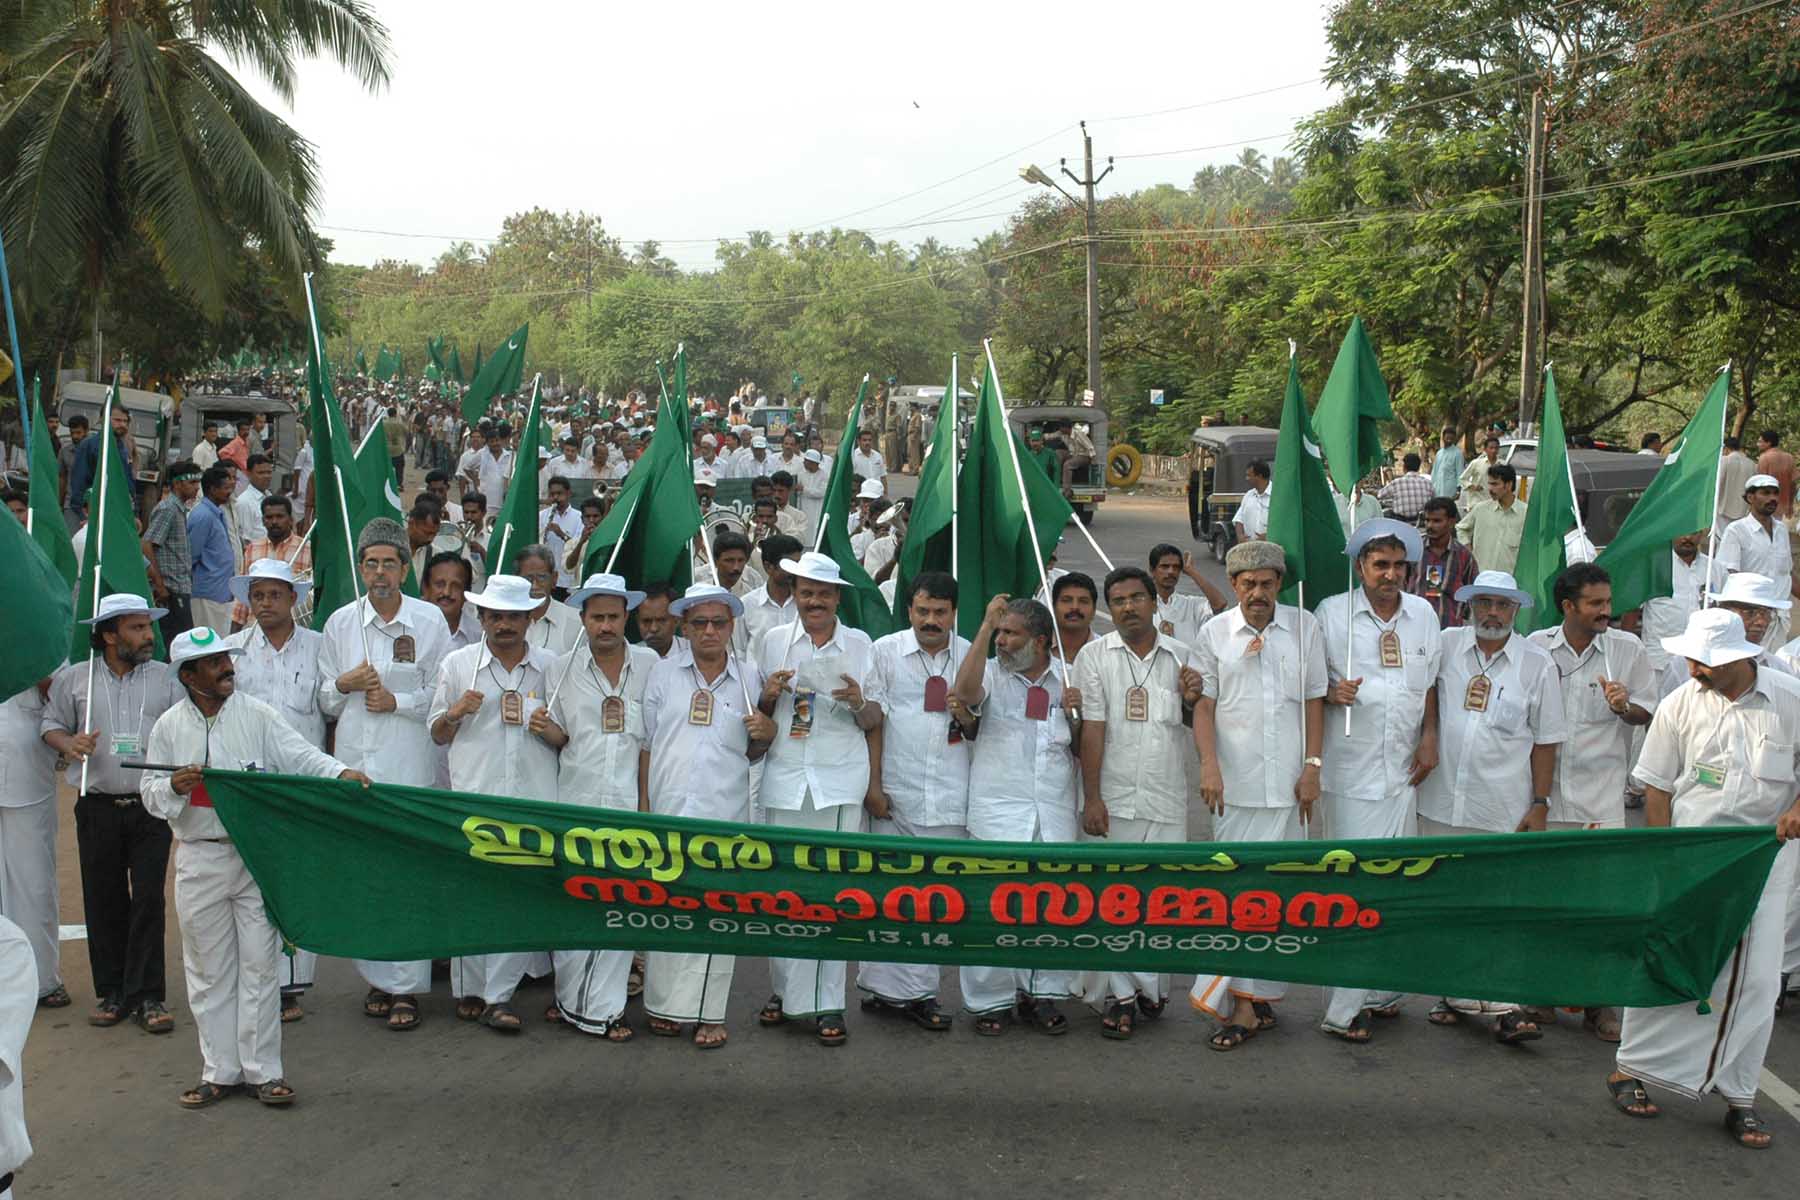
[390, 455, 406, 487]
[74, 795, 172, 1008]
[159, 594, 193, 646]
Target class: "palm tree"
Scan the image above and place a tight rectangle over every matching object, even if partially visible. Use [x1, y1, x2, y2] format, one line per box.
[0, 0, 392, 362]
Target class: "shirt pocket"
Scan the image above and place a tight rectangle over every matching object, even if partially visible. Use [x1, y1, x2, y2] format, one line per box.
[383, 662, 423, 695]
[1487, 692, 1529, 736]
[1750, 738, 1797, 786]
[1402, 650, 1432, 693]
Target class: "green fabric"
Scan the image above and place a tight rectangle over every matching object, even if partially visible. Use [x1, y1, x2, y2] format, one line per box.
[427, 334, 447, 376]
[0, 479, 74, 695]
[69, 383, 162, 663]
[463, 323, 529, 425]
[354, 347, 369, 377]
[953, 358, 1072, 639]
[889, 361, 959, 618]
[579, 356, 699, 591]
[27, 382, 76, 585]
[1028, 445, 1061, 483]
[304, 287, 382, 630]
[1267, 355, 1348, 610]
[1311, 316, 1395, 495]
[447, 343, 463, 385]
[812, 377, 896, 638]
[200, 769, 1781, 1006]
[1514, 368, 1572, 632]
[487, 378, 545, 574]
[1597, 370, 1730, 617]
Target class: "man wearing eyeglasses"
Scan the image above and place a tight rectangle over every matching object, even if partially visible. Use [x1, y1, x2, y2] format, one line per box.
[316, 518, 452, 1033]
[512, 544, 583, 654]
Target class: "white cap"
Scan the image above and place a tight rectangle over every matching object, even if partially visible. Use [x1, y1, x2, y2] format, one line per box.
[168, 626, 243, 669]
[465, 574, 543, 612]
[803, 449, 823, 464]
[857, 479, 885, 500]
[669, 582, 744, 618]
[693, 466, 718, 487]
[81, 592, 169, 625]
[1453, 569, 1532, 607]
[567, 572, 645, 612]
[229, 557, 311, 607]
[782, 551, 848, 587]
[1709, 572, 1793, 612]
[701, 433, 718, 448]
[1345, 517, 1422, 564]
[751, 436, 768, 450]
[1661, 608, 1762, 667]
[1746, 473, 1780, 491]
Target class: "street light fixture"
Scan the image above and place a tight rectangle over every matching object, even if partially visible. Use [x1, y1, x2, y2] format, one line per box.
[1018, 122, 1112, 411]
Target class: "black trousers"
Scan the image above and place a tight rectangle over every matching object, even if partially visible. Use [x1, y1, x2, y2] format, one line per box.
[159, 594, 193, 646]
[73, 795, 171, 1008]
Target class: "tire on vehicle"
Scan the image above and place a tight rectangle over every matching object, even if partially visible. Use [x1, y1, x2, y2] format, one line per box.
[1106, 443, 1143, 488]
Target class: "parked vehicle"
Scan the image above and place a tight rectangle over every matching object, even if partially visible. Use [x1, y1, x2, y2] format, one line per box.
[1005, 402, 1119, 526]
[1190, 425, 1280, 560]
[1501, 442, 1664, 548]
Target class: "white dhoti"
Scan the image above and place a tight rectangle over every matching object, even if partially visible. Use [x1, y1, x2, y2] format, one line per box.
[174, 840, 282, 1086]
[1078, 816, 1185, 1009]
[1416, 814, 1519, 1016]
[1190, 805, 1303, 1019]
[1320, 789, 1411, 1030]
[962, 788, 1079, 1014]
[356, 958, 433, 997]
[645, 951, 734, 1024]
[1786, 846, 1800, 976]
[0, 799, 60, 997]
[765, 792, 864, 1017]
[1617, 841, 1795, 1105]
[856, 814, 966, 1005]
[552, 949, 634, 1033]
[276, 946, 316, 995]
[450, 952, 552, 1006]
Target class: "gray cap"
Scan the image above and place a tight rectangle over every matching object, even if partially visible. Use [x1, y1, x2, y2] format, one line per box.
[1225, 539, 1287, 577]
[356, 517, 408, 561]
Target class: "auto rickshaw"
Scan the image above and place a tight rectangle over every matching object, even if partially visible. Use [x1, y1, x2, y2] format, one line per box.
[1189, 425, 1280, 560]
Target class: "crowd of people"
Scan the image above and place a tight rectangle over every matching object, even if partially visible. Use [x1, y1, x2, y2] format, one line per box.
[1, 380, 1798, 1161]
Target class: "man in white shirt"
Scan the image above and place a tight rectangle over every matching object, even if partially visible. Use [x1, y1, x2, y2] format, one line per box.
[543, 438, 596, 501]
[0, 914, 35, 1194]
[1231, 461, 1271, 542]
[850, 430, 886, 492]
[223, 558, 326, 1020]
[858, 573, 971, 1032]
[0, 678, 63, 1012]
[1315, 519, 1443, 1042]
[1607, 609, 1800, 1148]
[1417, 570, 1566, 1043]
[455, 426, 487, 502]
[795, 451, 829, 542]
[1148, 543, 1228, 646]
[734, 535, 801, 659]
[1643, 530, 1726, 672]
[475, 425, 514, 514]
[142, 627, 363, 1109]
[233, 454, 274, 546]
[953, 595, 1080, 1035]
[537, 477, 584, 595]
[767, 472, 809, 540]
[1190, 539, 1326, 1050]
[753, 552, 882, 1045]
[190, 420, 221, 471]
[640, 584, 773, 1048]
[1717, 473, 1799, 646]
[861, 505, 901, 581]
[430, 575, 560, 1032]
[1072, 565, 1204, 1039]
[508, 544, 583, 654]
[734, 435, 775, 479]
[316, 518, 452, 1031]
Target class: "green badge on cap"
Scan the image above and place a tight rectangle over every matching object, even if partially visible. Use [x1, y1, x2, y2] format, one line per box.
[191, 628, 217, 646]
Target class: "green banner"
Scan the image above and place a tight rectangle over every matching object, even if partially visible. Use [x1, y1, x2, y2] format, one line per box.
[198, 772, 1780, 1008]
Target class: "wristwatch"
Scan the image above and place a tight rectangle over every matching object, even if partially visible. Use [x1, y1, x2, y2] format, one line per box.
[1530, 797, 1549, 807]
[1303, 756, 1322, 768]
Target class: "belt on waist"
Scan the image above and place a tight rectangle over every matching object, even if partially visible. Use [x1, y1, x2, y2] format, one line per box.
[190, 836, 232, 845]
[83, 791, 140, 807]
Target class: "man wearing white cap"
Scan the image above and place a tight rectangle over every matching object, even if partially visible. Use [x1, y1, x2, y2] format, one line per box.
[848, 479, 884, 552]
[317, 517, 451, 1031]
[754, 551, 882, 1045]
[1709, 573, 1797, 679]
[141, 628, 366, 1109]
[692, 433, 725, 477]
[223, 558, 326, 1020]
[692, 465, 719, 516]
[1607, 609, 1800, 1149]
[535, 573, 657, 1040]
[850, 428, 886, 493]
[1416, 569, 1566, 1043]
[1190, 539, 1326, 1051]
[41, 593, 183, 1033]
[1315, 519, 1443, 1042]
[641, 584, 773, 1048]
[796, 451, 829, 542]
[429, 575, 559, 1032]
[1717, 473, 1799, 647]
[733, 435, 775, 480]
[857, 572, 969, 1032]
[862, 505, 902, 580]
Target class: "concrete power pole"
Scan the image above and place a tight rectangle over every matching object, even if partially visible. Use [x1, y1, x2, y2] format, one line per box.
[1061, 123, 1112, 409]
[1517, 89, 1548, 430]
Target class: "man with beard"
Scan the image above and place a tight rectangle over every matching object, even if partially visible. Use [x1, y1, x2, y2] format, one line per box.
[1071, 566, 1204, 1040]
[1190, 539, 1326, 1051]
[223, 558, 326, 1021]
[1417, 570, 1566, 1044]
[318, 518, 451, 1031]
[754, 552, 882, 1045]
[41, 595, 183, 1034]
[857, 573, 970, 1032]
[536, 574, 658, 1040]
[954, 595, 1081, 1035]
[1314, 519, 1442, 1043]
[430, 576, 559, 1033]
[1050, 572, 1098, 666]
[1607, 609, 1800, 1149]
[141, 628, 365, 1109]
[230, 495, 312, 628]
[1718, 474, 1800, 646]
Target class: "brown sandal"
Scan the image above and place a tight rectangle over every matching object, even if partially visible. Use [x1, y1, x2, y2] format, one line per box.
[387, 996, 421, 1031]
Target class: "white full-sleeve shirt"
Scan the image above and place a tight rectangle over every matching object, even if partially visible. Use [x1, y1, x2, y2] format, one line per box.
[755, 619, 874, 811]
[641, 653, 763, 822]
[1316, 590, 1441, 802]
[428, 641, 560, 801]
[0, 687, 55, 808]
[225, 623, 326, 748]
[316, 595, 451, 784]
[549, 644, 659, 811]
[1196, 604, 1328, 808]
[868, 629, 972, 828]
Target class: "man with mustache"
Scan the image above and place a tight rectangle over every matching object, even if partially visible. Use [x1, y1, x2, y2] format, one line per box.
[857, 573, 972, 1032]
[140, 627, 366, 1109]
[1607, 608, 1800, 1149]
[1417, 570, 1566, 1044]
[1050, 572, 1098, 666]
[1190, 539, 1327, 1051]
[1717, 474, 1800, 647]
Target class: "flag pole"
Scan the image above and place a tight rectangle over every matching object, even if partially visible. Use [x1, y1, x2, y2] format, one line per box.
[1298, 580, 1310, 827]
[949, 353, 959, 579]
[695, 514, 757, 711]
[600, 492, 640, 575]
[984, 340, 1070, 683]
[78, 379, 117, 797]
[1702, 360, 1731, 609]
[1069, 511, 1116, 572]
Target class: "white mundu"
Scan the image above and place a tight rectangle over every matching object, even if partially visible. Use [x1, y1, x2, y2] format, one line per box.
[640, 652, 765, 1025]
[0, 688, 60, 1003]
[141, 691, 346, 1092]
[1525, 626, 1655, 829]
[430, 641, 559, 1009]
[1618, 668, 1800, 1105]
[0, 915, 34, 1190]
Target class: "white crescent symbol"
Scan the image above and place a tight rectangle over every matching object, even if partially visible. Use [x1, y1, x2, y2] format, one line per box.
[1302, 436, 1322, 459]
[508, 340, 519, 351]
[385, 481, 403, 509]
[1663, 448, 1681, 465]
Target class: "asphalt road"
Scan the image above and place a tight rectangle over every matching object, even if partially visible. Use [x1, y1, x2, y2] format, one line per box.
[17, 487, 1800, 1197]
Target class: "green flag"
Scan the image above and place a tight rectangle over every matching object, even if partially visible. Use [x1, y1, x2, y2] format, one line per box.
[1266, 353, 1348, 610]
[953, 353, 1072, 639]
[1513, 368, 1573, 632]
[812, 378, 897, 639]
[463, 323, 528, 425]
[0, 495, 73, 696]
[889, 358, 959, 618]
[373, 345, 398, 382]
[354, 347, 369, 377]
[447, 343, 463, 385]
[27, 378, 76, 585]
[303, 276, 382, 629]
[580, 368, 699, 591]
[472, 341, 484, 381]
[488, 377, 545, 574]
[1596, 369, 1730, 616]
[70, 382, 161, 662]
[1311, 316, 1394, 495]
[427, 335, 447, 376]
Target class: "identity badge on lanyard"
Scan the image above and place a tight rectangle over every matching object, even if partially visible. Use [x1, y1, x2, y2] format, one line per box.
[1024, 685, 1051, 721]
[110, 731, 143, 756]
[923, 675, 949, 713]
[688, 689, 714, 726]
[1379, 630, 1403, 669]
[1463, 674, 1491, 712]
[391, 634, 416, 664]
[601, 695, 626, 734]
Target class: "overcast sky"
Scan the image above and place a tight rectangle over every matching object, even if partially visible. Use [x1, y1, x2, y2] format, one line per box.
[246, 1, 1336, 270]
